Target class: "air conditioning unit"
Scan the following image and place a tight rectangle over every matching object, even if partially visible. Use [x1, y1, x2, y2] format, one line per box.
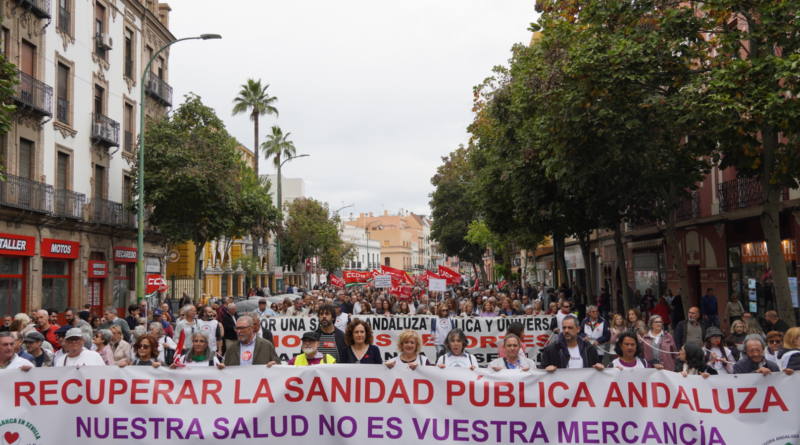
[96, 33, 113, 49]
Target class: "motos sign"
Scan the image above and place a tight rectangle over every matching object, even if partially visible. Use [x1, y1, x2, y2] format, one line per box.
[41, 239, 80, 259]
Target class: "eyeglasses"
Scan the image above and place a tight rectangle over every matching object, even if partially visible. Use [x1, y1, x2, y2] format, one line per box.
[136, 344, 152, 349]
[768, 340, 781, 344]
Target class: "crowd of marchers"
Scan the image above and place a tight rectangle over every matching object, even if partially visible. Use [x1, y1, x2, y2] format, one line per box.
[1, 283, 798, 377]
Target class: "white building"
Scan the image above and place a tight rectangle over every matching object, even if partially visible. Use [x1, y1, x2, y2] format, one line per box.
[341, 225, 380, 270]
[0, 0, 173, 315]
[263, 174, 305, 208]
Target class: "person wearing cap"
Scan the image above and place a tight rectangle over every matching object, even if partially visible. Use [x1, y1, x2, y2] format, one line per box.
[0, 331, 33, 370]
[289, 331, 336, 365]
[256, 299, 278, 318]
[703, 326, 735, 374]
[223, 314, 279, 366]
[53, 328, 105, 367]
[23, 331, 52, 367]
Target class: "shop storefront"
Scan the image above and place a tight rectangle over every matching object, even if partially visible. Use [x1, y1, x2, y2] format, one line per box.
[113, 246, 137, 315]
[565, 245, 586, 290]
[728, 239, 797, 316]
[88, 260, 108, 315]
[0, 233, 35, 315]
[40, 238, 79, 312]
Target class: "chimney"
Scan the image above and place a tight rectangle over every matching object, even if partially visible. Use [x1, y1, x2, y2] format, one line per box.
[369, 212, 373, 217]
[384, 210, 389, 216]
[158, 3, 171, 28]
[359, 212, 365, 218]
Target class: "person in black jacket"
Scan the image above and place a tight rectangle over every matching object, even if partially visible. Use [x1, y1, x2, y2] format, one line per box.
[542, 315, 605, 371]
[340, 318, 382, 364]
[674, 306, 707, 350]
[315, 304, 348, 362]
[219, 303, 238, 354]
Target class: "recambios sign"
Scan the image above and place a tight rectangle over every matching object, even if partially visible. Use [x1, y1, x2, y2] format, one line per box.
[114, 247, 137, 262]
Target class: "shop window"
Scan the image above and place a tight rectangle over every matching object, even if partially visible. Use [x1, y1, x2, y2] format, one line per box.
[42, 259, 70, 312]
[113, 263, 133, 311]
[0, 257, 24, 315]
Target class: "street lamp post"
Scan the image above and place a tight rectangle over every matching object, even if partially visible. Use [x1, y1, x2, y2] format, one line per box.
[275, 153, 310, 293]
[136, 34, 221, 304]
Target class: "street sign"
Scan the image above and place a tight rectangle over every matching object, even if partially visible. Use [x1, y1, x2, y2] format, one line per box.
[274, 266, 284, 280]
[374, 274, 392, 288]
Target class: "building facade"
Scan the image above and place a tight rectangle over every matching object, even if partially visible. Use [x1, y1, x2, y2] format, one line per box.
[345, 210, 435, 273]
[340, 224, 380, 270]
[0, 0, 173, 316]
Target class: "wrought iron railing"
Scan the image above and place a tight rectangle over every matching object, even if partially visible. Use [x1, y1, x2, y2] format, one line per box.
[14, 69, 52, 116]
[57, 5, 69, 33]
[15, 0, 50, 19]
[675, 191, 700, 221]
[53, 189, 85, 219]
[91, 113, 120, 147]
[56, 97, 69, 123]
[92, 198, 134, 227]
[717, 177, 789, 212]
[0, 173, 53, 213]
[124, 130, 133, 153]
[145, 72, 172, 106]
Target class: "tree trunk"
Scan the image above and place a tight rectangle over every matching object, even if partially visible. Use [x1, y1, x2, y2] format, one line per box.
[578, 232, 594, 305]
[478, 262, 488, 284]
[613, 223, 631, 311]
[193, 240, 204, 303]
[252, 113, 261, 262]
[760, 126, 797, 326]
[664, 196, 692, 320]
[553, 232, 569, 288]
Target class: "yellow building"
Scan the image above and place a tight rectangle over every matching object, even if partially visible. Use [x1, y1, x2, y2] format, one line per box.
[346, 211, 429, 272]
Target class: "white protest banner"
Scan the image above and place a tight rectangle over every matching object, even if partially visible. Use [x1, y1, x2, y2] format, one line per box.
[428, 278, 447, 292]
[1, 366, 798, 445]
[260, 315, 556, 364]
[373, 274, 392, 289]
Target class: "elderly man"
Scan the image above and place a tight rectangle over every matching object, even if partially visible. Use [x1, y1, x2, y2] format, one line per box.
[23, 331, 52, 367]
[674, 306, 707, 349]
[34, 309, 61, 350]
[0, 315, 12, 332]
[289, 331, 336, 365]
[53, 328, 105, 367]
[579, 305, 611, 360]
[102, 307, 131, 343]
[223, 315, 279, 366]
[220, 303, 239, 353]
[541, 315, 605, 371]
[286, 298, 308, 317]
[0, 331, 33, 370]
[733, 334, 792, 375]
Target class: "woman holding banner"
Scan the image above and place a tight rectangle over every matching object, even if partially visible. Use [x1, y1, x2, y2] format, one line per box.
[385, 330, 430, 370]
[436, 328, 477, 370]
[171, 332, 221, 368]
[341, 319, 382, 364]
[610, 333, 649, 369]
[489, 334, 536, 371]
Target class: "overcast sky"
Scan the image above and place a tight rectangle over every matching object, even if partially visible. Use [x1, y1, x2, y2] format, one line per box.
[166, 0, 536, 217]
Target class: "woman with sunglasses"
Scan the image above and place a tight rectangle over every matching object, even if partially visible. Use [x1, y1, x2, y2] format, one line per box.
[120, 334, 161, 367]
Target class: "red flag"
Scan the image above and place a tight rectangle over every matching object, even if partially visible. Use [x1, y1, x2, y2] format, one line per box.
[328, 274, 345, 288]
[438, 265, 462, 285]
[381, 265, 414, 285]
[173, 328, 186, 366]
[472, 278, 480, 291]
[370, 269, 381, 278]
[498, 279, 507, 289]
[343, 270, 371, 284]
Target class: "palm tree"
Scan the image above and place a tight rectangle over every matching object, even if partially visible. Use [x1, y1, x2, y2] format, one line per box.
[232, 79, 278, 178]
[263, 125, 297, 170]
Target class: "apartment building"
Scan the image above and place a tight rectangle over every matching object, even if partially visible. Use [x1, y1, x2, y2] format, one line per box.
[0, 0, 174, 316]
[346, 211, 436, 273]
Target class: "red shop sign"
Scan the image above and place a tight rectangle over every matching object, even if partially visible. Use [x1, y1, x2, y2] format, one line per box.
[41, 238, 80, 259]
[88, 260, 108, 278]
[0, 233, 35, 256]
[114, 246, 137, 263]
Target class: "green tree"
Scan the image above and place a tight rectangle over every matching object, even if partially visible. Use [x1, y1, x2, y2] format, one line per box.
[141, 94, 243, 301]
[232, 79, 278, 179]
[228, 164, 280, 267]
[280, 198, 348, 282]
[429, 145, 488, 282]
[688, 0, 800, 326]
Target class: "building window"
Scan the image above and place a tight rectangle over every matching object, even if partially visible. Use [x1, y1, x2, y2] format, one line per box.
[122, 175, 132, 205]
[57, 0, 71, 36]
[123, 28, 134, 79]
[18, 138, 34, 179]
[123, 102, 134, 153]
[94, 84, 104, 115]
[113, 263, 133, 311]
[42, 259, 70, 312]
[94, 3, 107, 60]
[0, 28, 9, 57]
[56, 151, 69, 190]
[93, 164, 106, 200]
[56, 62, 70, 124]
[20, 40, 35, 76]
[385, 257, 390, 267]
[0, 257, 26, 315]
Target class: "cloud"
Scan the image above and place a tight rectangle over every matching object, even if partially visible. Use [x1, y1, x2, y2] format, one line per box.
[166, 0, 536, 216]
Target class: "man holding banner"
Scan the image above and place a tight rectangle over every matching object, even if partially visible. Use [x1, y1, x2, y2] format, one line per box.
[542, 315, 604, 371]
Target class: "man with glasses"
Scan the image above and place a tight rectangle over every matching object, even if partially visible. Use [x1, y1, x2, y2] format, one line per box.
[555, 301, 575, 333]
[223, 315, 279, 366]
[579, 305, 610, 360]
[53, 328, 105, 367]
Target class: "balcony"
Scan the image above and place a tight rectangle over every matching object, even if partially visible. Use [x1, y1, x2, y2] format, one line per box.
[717, 177, 789, 213]
[0, 173, 53, 214]
[675, 191, 699, 221]
[57, 5, 69, 34]
[91, 113, 120, 147]
[92, 198, 134, 227]
[56, 97, 69, 124]
[53, 189, 85, 219]
[15, 0, 50, 19]
[13, 70, 52, 117]
[145, 72, 172, 106]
